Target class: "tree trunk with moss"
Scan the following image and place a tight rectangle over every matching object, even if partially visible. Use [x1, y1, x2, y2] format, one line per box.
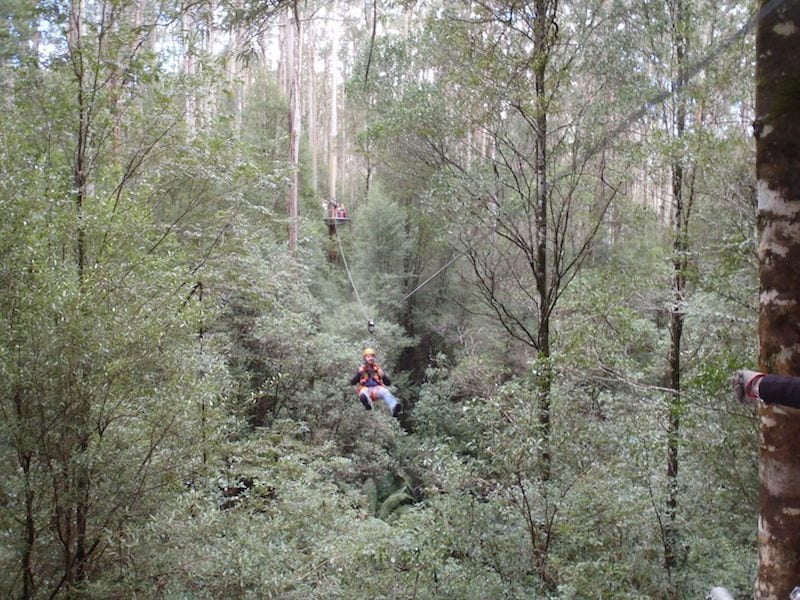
[755, 1, 800, 597]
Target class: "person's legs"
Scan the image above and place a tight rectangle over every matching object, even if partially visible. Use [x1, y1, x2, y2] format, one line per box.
[374, 386, 401, 417]
[358, 387, 374, 410]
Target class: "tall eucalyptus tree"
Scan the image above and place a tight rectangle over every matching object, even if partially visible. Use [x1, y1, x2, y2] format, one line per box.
[629, 0, 759, 582]
[285, 6, 302, 252]
[663, 0, 692, 576]
[754, 1, 800, 596]
[437, 0, 623, 482]
[328, 4, 340, 203]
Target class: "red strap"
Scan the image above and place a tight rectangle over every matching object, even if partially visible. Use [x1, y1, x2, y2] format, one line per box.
[746, 373, 765, 400]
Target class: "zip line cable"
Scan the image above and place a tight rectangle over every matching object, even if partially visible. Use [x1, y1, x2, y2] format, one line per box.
[333, 222, 372, 328]
[400, 251, 465, 303]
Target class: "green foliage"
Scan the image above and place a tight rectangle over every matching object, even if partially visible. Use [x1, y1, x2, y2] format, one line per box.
[349, 193, 411, 320]
[0, 111, 230, 598]
[0, 0, 764, 597]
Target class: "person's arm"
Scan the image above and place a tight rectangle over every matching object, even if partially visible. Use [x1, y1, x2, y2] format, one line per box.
[734, 370, 800, 409]
[349, 368, 363, 386]
[380, 370, 391, 386]
[759, 374, 800, 409]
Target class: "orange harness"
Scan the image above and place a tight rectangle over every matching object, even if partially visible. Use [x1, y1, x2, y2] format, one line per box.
[357, 364, 384, 399]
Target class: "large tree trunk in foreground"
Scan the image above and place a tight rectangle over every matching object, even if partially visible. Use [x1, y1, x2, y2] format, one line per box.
[755, 2, 800, 597]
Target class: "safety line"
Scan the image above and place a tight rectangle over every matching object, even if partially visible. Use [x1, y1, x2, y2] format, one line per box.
[334, 221, 371, 324]
[400, 251, 464, 302]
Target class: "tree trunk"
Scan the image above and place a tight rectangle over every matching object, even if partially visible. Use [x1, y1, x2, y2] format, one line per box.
[285, 10, 301, 252]
[533, 0, 552, 482]
[328, 3, 339, 202]
[231, 25, 246, 132]
[664, 159, 685, 575]
[69, 0, 86, 280]
[182, 11, 197, 139]
[307, 25, 318, 197]
[13, 386, 36, 598]
[755, 2, 800, 597]
[664, 0, 688, 577]
[71, 1, 89, 586]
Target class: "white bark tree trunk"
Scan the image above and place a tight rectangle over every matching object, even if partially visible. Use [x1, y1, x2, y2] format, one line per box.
[285, 10, 302, 252]
[328, 5, 339, 202]
[755, 2, 800, 597]
[307, 25, 318, 197]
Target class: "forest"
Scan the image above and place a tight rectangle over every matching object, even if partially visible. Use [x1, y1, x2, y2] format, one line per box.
[0, 0, 788, 597]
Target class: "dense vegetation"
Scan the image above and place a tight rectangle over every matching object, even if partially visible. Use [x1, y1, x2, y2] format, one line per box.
[0, 0, 763, 597]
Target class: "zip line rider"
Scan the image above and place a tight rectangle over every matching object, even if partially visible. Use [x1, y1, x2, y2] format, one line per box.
[351, 348, 401, 418]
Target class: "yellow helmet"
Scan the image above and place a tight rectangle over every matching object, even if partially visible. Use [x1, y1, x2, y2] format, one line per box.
[363, 347, 376, 357]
